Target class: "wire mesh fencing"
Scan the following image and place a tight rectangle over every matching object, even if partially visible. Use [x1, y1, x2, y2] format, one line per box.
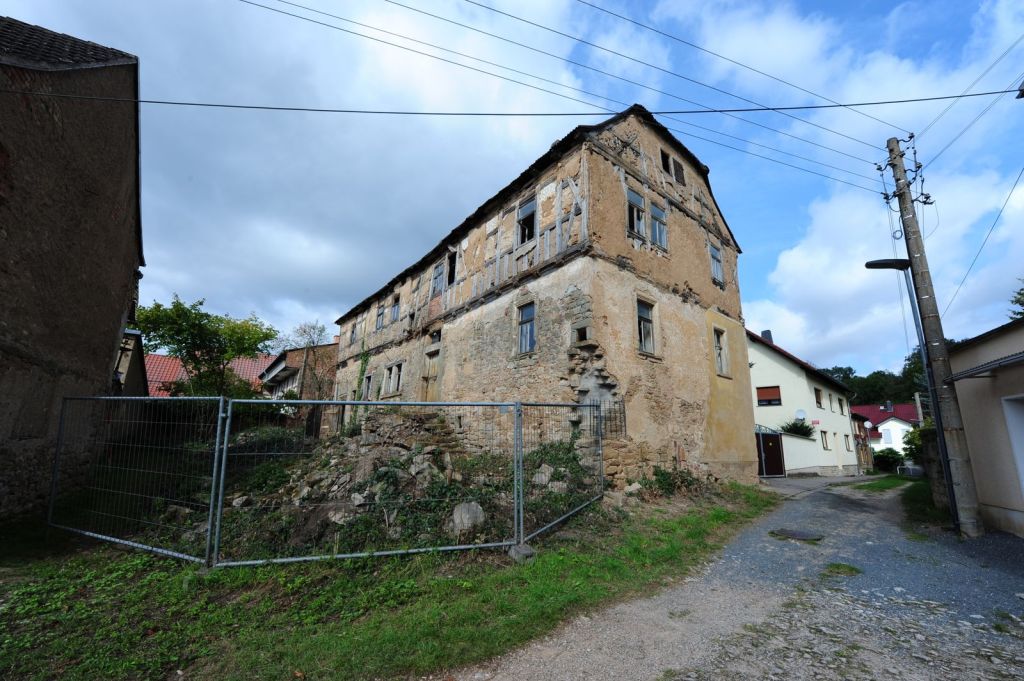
[49, 398, 613, 566]
[48, 397, 223, 562]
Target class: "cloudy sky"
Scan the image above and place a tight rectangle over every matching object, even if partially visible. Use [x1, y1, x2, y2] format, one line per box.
[9, 0, 1023, 373]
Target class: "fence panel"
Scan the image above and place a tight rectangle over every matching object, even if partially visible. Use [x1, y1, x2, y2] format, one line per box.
[520, 403, 604, 543]
[213, 400, 518, 566]
[48, 397, 223, 563]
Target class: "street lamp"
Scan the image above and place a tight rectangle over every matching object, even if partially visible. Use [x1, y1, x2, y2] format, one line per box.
[865, 258, 959, 528]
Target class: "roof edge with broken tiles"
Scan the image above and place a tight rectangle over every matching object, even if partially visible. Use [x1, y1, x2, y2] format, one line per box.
[334, 103, 736, 326]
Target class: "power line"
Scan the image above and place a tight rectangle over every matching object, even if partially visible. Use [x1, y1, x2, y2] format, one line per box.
[942, 166, 1024, 318]
[918, 32, 1024, 139]
[265, 0, 874, 180]
[238, 0, 880, 190]
[461, 0, 879, 150]
[924, 68, 1024, 169]
[1, 85, 1012, 117]
[573, 0, 908, 133]
[366, 0, 875, 164]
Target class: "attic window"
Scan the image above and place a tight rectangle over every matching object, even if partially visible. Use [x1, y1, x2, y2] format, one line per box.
[627, 188, 645, 238]
[672, 158, 685, 184]
[660, 149, 671, 173]
[517, 197, 536, 245]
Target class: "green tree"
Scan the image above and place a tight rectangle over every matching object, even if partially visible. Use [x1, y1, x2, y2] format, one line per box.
[137, 295, 277, 397]
[820, 366, 856, 385]
[1010, 278, 1024, 320]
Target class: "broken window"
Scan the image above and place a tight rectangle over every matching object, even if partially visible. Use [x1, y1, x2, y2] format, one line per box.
[637, 300, 654, 354]
[651, 203, 667, 249]
[362, 374, 372, 400]
[575, 326, 589, 343]
[672, 158, 685, 184]
[713, 327, 729, 375]
[390, 294, 400, 323]
[349, 323, 357, 345]
[709, 243, 725, 286]
[430, 262, 444, 299]
[391, 363, 403, 392]
[447, 250, 457, 286]
[756, 386, 782, 406]
[660, 149, 671, 173]
[375, 305, 385, 330]
[517, 197, 536, 245]
[429, 329, 441, 344]
[627, 188, 645, 238]
[518, 302, 536, 354]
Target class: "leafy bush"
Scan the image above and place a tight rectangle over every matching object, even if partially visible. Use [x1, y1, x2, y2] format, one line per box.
[638, 465, 705, 498]
[902, 419, 933, 464]
[779, 419, 815, 437]
[872, 447, 904, 472]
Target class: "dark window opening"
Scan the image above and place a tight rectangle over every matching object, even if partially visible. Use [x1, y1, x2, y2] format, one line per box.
[672, 158, 685, 184]
[429, 329, 441, 344]
[660, 149, 671, 173]
[575, 326, 589, 342]
[446, 250, 457, 286]
[517, 197, 536, 244]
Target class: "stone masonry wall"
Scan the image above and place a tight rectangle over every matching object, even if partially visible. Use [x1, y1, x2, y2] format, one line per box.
[0, 63, 142, 517]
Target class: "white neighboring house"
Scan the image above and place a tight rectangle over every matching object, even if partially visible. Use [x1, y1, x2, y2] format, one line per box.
[746, 329, 859, 476]
[850, 404, 921, 453]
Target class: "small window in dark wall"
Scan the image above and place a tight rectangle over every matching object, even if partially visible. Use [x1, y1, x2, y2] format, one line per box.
[672, 158, 685, 184]
[575, 326, 589, 342]
[637, 300, 654, 354]
[518, 302, 536, 354]
[756, 386, 782, 406]
[517, 197, 536, 244]
[429, 329, 442, 344]
[660, 149, 671, 173]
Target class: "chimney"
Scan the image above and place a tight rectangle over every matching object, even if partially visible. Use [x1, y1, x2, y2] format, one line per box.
[760, 329, 774, 344]
[332, 334, 340, 344]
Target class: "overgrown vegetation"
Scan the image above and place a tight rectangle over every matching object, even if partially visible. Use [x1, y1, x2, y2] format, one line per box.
[778, 419, 815, 437]
[0, 484, 777, 681]
[901, 478, 949, 525]
[872, 447, 904, 472]
[821, 562, 862, 577]
[901, 419, 933, 463]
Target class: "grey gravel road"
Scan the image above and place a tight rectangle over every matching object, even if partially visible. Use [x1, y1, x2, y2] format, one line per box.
[452, 480, 1024, 681]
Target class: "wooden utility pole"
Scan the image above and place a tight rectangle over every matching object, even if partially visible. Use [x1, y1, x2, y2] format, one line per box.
[887, 137, 982, 537]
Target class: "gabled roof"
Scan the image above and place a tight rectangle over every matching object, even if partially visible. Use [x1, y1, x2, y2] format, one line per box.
[949, 316, 1024, 352]
[0, 16, 137, 70]
[335, 104, 737, 325]
[745, 329, 850, 394]
[850, 403, 920, 427]
[144, 353, 275, 397]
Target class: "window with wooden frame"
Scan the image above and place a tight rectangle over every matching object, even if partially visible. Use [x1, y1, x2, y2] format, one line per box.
[517, 196, 536, 245]
[756, 386, 782, 406]
[709, 243, 725, 287]
[390, 294, 400, 323]
[627, 188, 646, 238]
[651, 203, 668, 249]
[672, 158, 685, 184]
[518, 302, 536, 354]
[362, 374, 372, 400]
[375, 305, 385, 330]
[446, 250, 457, 286]
[430, 262, 444, 299]
[637, 300, 654, 354]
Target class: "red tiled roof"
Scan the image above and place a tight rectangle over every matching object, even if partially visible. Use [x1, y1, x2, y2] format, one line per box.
[851, 403, 920, 440]
[143, 353, 275, 397]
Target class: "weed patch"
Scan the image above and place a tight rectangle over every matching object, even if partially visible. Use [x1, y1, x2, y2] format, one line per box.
[854, 475, 912, 492]
[901, 479, 949, 525]
[821, 562, 862, 577]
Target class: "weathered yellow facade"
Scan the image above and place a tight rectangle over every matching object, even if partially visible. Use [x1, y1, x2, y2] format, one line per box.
[330, 105, 757, 484]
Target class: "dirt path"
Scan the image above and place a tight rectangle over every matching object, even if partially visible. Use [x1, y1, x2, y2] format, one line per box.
[453, 482, 1024, 680]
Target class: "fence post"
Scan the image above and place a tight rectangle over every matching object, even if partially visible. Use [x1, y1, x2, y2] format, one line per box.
[514, 401, 524, 546]
[204, 397, 227, 567]
[47, 397, 70, 527]
[211, 399, 235, 567]
[596, 402, 605, 494]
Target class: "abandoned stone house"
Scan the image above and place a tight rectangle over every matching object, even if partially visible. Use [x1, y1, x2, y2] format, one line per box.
[0, 18, 144, 517]
[331, 104, 757, 483]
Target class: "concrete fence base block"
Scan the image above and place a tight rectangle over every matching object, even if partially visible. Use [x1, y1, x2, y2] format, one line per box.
[509, 543, 537, 564]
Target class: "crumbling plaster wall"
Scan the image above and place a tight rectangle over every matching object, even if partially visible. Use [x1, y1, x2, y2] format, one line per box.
[0, 63, 142, 517]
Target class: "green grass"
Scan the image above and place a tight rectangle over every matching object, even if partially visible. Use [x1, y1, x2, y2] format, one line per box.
[854, 475, 914, 492]
[0, 483, 776, 681]
[901, 479, 950, 525]
[821, 562, 863, 577]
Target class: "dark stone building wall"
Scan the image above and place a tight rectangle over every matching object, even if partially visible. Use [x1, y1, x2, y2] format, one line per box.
[0, 61, 142, 517]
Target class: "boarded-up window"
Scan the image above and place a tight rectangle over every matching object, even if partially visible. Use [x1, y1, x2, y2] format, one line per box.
[756, 386, 782, 406]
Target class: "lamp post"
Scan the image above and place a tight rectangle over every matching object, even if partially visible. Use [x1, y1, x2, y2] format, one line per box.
[865, 258, 958, 529]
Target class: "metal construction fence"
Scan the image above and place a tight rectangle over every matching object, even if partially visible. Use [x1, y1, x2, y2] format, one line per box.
[49, 397, 610, 567]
